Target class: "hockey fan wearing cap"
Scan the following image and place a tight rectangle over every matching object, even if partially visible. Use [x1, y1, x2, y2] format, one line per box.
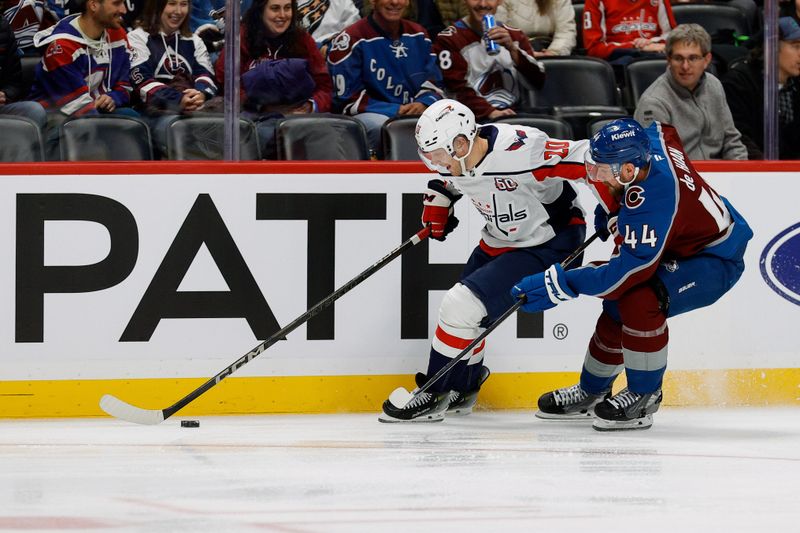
[512, 119, 753, 431]
[380, 98, 600, 423]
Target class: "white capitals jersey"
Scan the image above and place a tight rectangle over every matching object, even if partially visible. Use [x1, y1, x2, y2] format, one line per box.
[438, 123, 597, 251]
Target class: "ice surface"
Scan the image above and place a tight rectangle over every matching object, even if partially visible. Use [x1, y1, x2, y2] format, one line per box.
[1, 408, 799, 532]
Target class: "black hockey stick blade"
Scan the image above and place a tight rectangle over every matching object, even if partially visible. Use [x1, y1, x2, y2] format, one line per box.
[387, 231, 600, 409]
[101, 226, 433, 425]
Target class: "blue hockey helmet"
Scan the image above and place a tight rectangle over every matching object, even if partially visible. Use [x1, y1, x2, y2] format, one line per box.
[586, 119, 651, 185]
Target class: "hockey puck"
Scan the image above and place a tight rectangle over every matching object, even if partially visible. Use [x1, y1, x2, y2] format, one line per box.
[181, 420, 200, 428]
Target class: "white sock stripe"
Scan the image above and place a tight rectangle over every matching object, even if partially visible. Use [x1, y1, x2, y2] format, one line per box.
[622, 322, 668, 338]
[592, 332, 623, 355]
[436, 321, 480, 340]
[431, 337, 467, 358]
[584, 350, 624, 378]
[623, 347, 668, 371]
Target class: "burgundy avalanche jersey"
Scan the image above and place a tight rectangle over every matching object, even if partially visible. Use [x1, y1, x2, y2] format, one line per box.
[432, 19, 544, 119]
[566, 122, 753, 299]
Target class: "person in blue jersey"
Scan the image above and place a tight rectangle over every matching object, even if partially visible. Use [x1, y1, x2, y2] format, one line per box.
[128, 0, 219, 155]
[326, 0, 444, 156]
[512, 118, 753, 431]
[379, 98, 597, 423]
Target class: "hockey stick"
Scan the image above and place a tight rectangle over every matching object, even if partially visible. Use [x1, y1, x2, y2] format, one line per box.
[386, 231, 600, 410]
[100, 226, 432, 425]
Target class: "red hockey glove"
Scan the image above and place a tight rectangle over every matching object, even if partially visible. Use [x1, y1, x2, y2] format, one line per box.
[422, 179, 461, 241]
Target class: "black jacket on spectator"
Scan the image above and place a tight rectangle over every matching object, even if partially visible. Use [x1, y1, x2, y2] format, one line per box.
[0, 17, 24, 102]
[722, 57, 800, 160]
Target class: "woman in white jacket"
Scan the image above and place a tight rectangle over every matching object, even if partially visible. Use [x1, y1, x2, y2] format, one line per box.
[495, 0, 576, 56]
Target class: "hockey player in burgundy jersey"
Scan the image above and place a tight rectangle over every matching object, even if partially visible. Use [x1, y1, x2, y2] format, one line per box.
[432, 0, 545, 121]
[512, 118, 753, 431]
[380, 98, 599, 423]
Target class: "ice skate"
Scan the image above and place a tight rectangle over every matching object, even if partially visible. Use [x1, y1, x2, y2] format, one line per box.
[412, 367, 491, 416]
[378, 390, 450, 423]
[535, 383, 610, 420]
[592, 387, 662, 431]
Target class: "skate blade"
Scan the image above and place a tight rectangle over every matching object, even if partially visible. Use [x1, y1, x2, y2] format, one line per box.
[535, 410, 595, 421]
[377, 411, 445, 423]
[446, 406, 473, 416]
[592, 414, 653, 432]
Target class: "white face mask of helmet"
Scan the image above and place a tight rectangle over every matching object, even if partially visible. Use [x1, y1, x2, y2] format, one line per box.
[415, 99, 478, 173]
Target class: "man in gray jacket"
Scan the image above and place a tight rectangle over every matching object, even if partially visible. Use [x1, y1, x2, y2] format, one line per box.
[634, 24, 747, 160]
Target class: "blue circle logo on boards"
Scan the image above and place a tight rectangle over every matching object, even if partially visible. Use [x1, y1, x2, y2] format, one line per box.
[760, 222, 800, 306]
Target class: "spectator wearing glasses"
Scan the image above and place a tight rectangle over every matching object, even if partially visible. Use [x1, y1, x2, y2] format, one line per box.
[634, 24, 746, 160]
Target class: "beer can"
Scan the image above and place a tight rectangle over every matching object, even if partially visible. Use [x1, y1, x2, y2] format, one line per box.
[482, 14, 500, 55]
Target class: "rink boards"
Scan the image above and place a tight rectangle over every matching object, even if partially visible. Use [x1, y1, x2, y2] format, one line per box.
[0, 161, 798, 417]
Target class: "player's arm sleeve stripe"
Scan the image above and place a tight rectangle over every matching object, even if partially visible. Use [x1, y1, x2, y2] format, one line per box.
[531, 160, 587, 181]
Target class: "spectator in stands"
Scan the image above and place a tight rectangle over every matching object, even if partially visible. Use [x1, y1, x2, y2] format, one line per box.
[433, 0, 467, 34]
[432, 0, 545, 121]
[723, 17, 800, 160]
[583, 0, 675, 66]
[191, 0, 252, 59]
[361, 0, 446, 39]
[215, 0, 332, 158]
[128, 0, 219, 155]
[296, 0, 360, 53]
[327, 0, 443, 156]
[30, 0, 135, 158]
[780, 0, 800, 21]
[0, 17, 46, 127]
[634, 24, 746, 160]
[495, 0, 576, 56]
[1, 0, 59, 55]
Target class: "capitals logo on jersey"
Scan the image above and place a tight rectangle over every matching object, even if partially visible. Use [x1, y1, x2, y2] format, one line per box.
[506, 129, 528, 151]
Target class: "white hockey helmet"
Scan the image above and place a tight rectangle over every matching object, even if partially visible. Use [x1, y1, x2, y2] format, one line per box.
[415, 99, 478, 163]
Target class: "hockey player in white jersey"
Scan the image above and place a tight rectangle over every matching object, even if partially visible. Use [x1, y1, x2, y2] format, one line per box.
[380, 99, 598, 422]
